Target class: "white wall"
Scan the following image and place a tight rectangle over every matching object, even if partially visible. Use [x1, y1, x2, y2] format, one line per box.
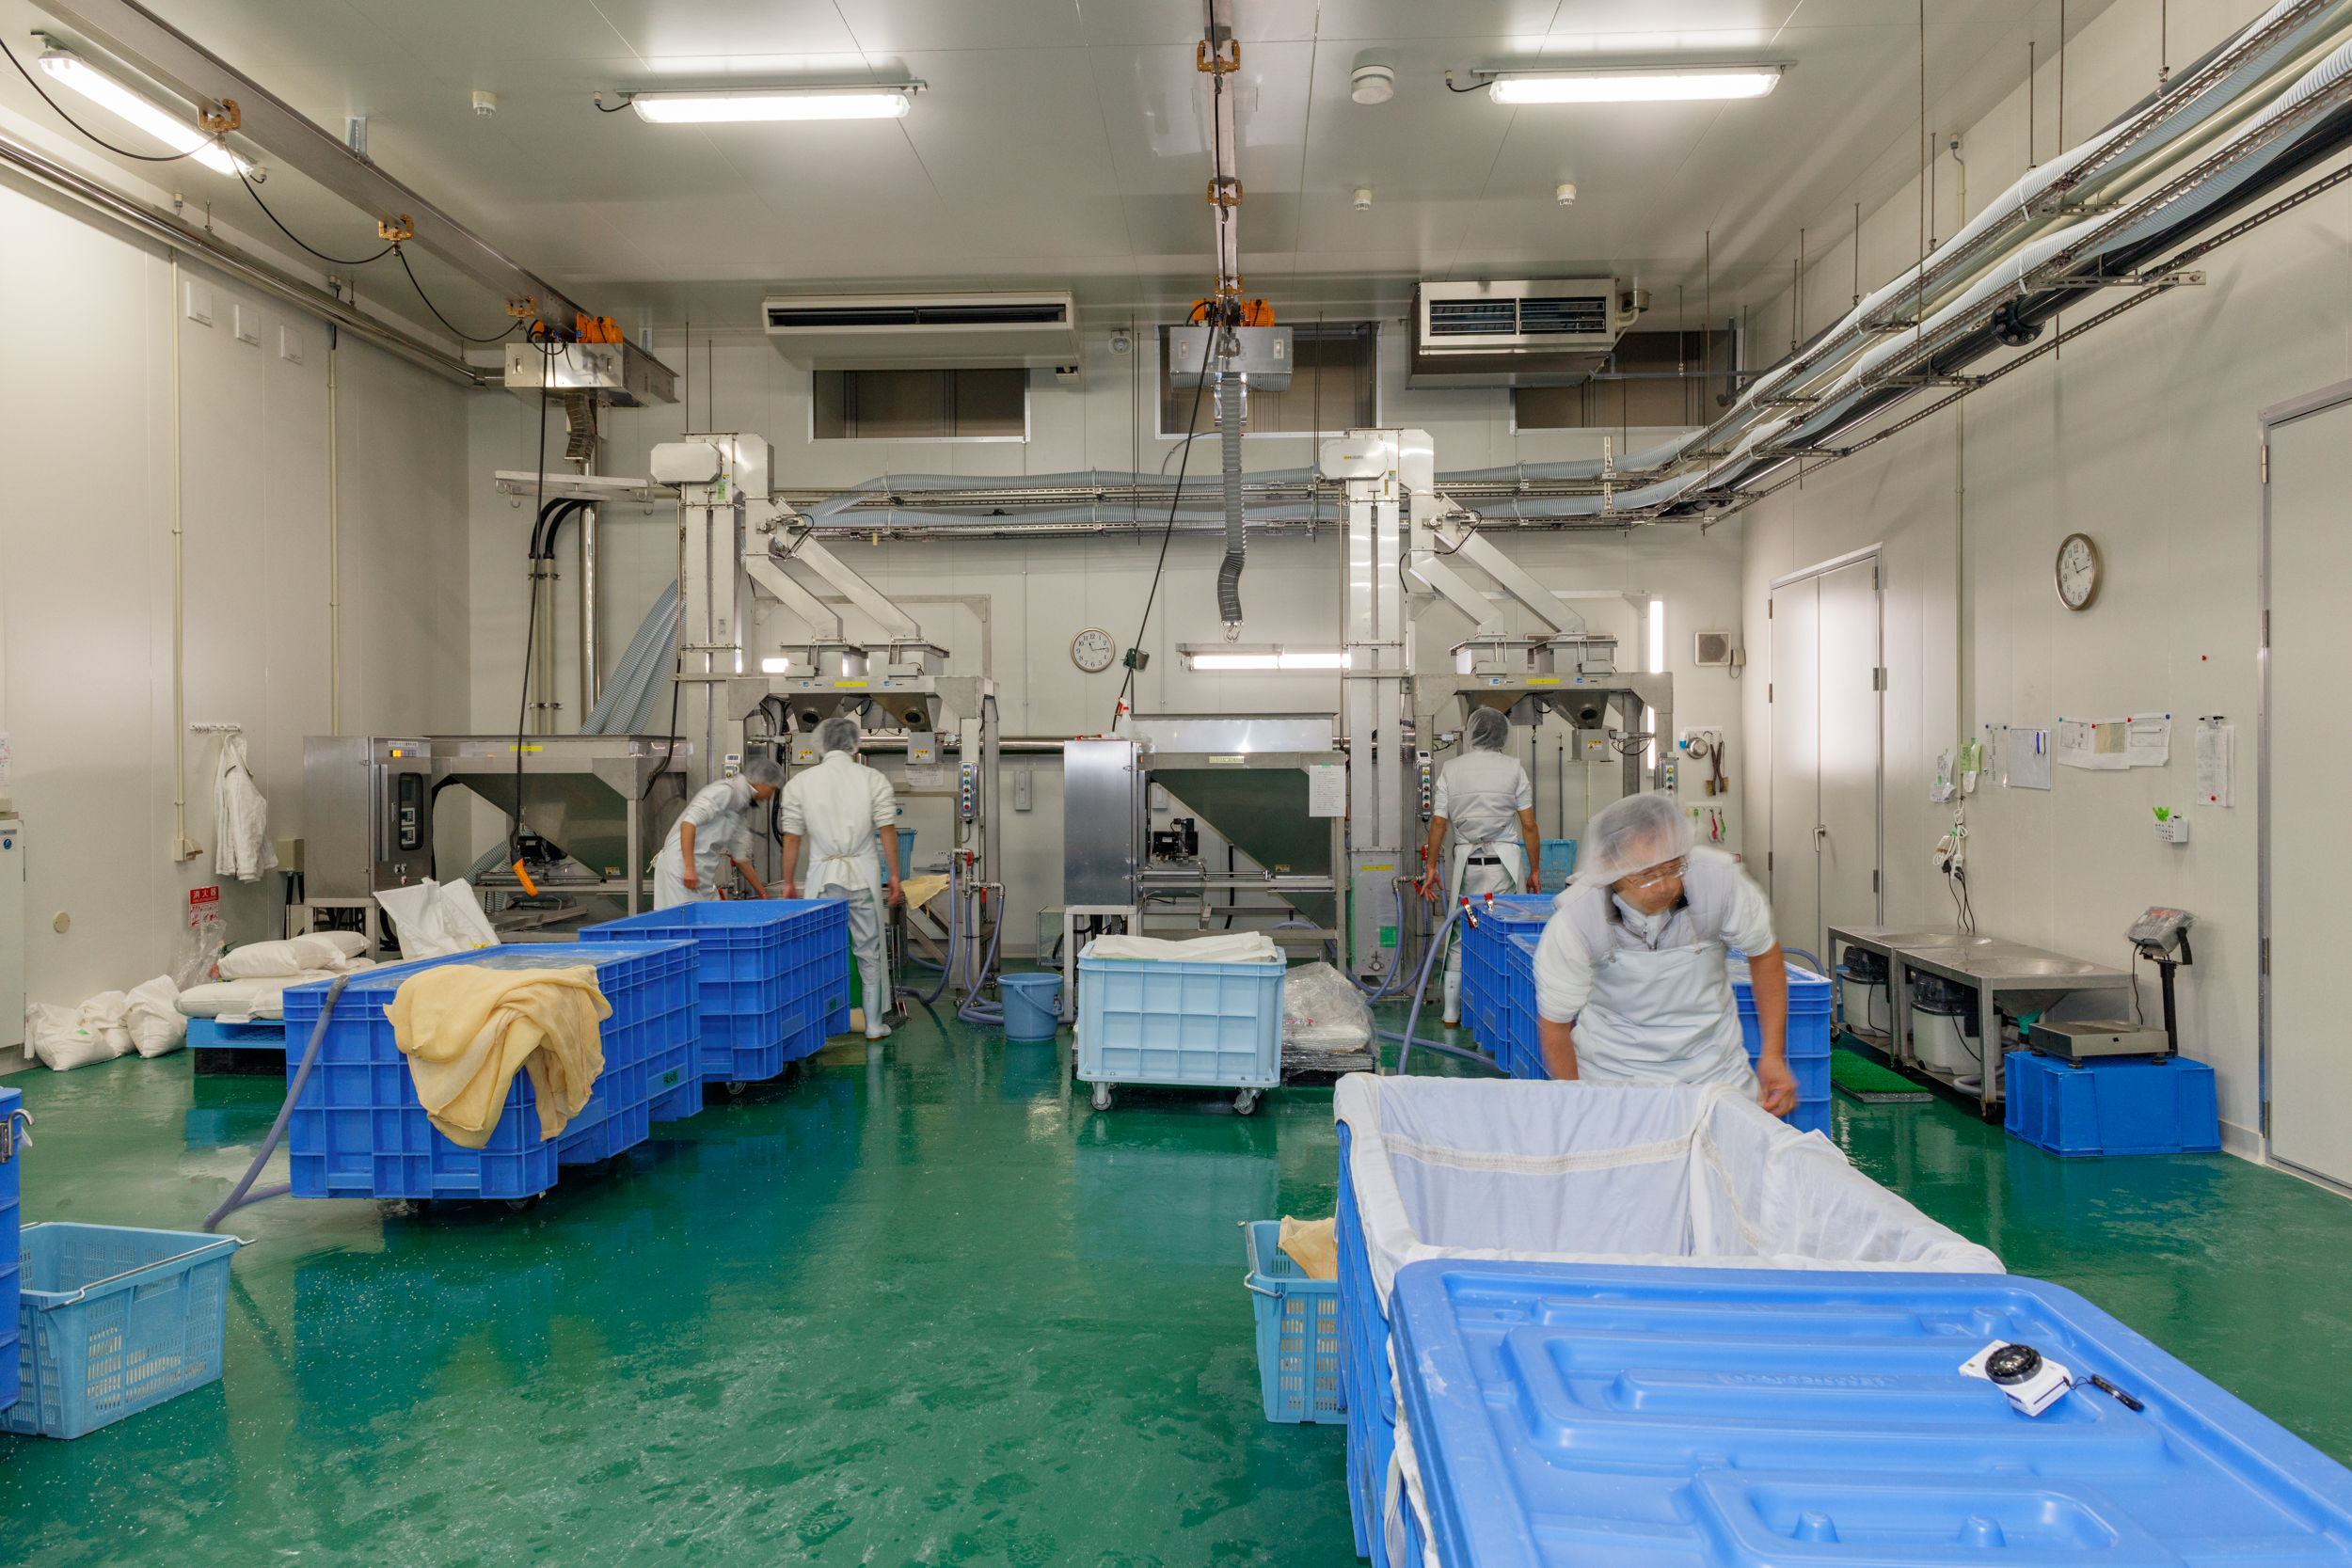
[1740, 0, 2337, 1153]
[0, 175, 471, 1011]
[466, 326, 1750, 948]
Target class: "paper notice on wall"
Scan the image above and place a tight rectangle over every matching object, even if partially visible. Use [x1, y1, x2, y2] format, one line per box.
[2125, 714, 2172, 767]
[2056, 718, 2130, 771]
[1308, 764, 1347, 817]
[2195, 719, 2234, 807]
[0, 731, 13, 787]
[1984, 724, 2052, 790]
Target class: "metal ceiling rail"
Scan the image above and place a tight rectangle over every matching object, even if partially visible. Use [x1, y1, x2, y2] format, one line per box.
[32, 0, 596, 337]
[0, 126, 485, 386]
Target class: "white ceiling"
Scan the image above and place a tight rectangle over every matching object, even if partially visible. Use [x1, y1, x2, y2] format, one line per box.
[0, 0, 2116, 333]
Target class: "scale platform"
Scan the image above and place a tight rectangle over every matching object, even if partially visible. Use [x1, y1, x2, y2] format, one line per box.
[2027, 1019, 2172, 1059]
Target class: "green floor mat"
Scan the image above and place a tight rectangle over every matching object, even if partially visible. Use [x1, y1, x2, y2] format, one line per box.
[1832, 1047, 1934, 1103]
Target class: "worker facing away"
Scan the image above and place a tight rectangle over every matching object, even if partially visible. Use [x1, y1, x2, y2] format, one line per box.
[653, 758, 783, 909]
[778, 716, 904, 1041]
[1532, 791, 1798, 1117]
[1419, 706, 1542, 1025]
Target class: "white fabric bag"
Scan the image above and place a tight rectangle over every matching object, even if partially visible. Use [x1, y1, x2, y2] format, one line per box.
[1335, 1074, 2002, 1564]
[125, 975, 186, 1057]
[216, 935, 352, 980]
[373, 879, 500, 959]
[24, 992, 134, 1070]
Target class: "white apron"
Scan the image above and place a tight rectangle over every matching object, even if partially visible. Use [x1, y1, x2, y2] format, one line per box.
[1446, 836, 1526, 900]
[1573, 938, 1756, 1089]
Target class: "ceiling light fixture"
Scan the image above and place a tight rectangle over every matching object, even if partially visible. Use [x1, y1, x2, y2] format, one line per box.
[620, 85, 921, 124]
[1486, 66, 1784, 104]
[38, 45, 261, 177]
[1178, 643, 1351, 672]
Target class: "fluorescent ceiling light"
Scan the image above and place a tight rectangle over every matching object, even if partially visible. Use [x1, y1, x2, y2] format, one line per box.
[1180, 644, 1350, 672]
[627, 87, 914, 124]
[39, 47, 257, 176]
[1488, 67, 1782, 104]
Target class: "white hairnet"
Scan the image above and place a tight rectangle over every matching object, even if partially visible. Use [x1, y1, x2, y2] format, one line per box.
[1464, 707, 1510, 752]
[740, 756, 784, 789]
[1572, 791, 1693, 887]
[817, 716, 862, 755]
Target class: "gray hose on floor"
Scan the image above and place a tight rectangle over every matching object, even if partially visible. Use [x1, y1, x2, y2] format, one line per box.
[1382, 902, 1485, 1076]
[203, 974, 349, 1231]
[1215, 371, 1245, 628]
[898, 857, 959, 1007]
[958, 887, 1009, 1026]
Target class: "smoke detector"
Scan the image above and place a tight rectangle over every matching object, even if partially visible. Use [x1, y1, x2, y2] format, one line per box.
[1556, 182, 1577, 207]
[1351, 57, 1396, 103]
[473, 89, 497, 117]
[1352, 187, 1374, 212]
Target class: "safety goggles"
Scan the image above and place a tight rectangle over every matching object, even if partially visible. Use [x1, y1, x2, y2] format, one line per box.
[1616, 857, 1687, 893]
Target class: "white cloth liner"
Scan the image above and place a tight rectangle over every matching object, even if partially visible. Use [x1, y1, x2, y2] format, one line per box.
[1086, 932, 1279, 963]
[373, 879, 500, 958]
[1335, 1074, 2003, 1566]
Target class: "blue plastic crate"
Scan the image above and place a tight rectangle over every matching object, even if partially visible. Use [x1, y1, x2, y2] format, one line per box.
[1501, 934, 1537, 1074]
[278, 942, 697, 1201]
[5, 1224, 244, 1439]
[0, 1087, 21, 1415]
[2005, 1050, 2221, 1157]
[1538, 839, 1577, 887]
[1075, 942, 1285, 1091]
[1389, 1259, 2352, 1568]
[585, 899, 848, 1085]
[1336, 1122, 1393, 1563]
[186, 1018, 287, 1050]
[1242, 1221, 1343, 1424]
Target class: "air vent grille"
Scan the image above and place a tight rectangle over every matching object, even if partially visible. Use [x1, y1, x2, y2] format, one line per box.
[1517, 296, 1611, 336]
[766, 301, 1069, 328]
[1427, 301, 1519, 337]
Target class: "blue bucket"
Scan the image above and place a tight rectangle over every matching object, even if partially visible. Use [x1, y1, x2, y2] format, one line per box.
[998, 973, 1062, 1040]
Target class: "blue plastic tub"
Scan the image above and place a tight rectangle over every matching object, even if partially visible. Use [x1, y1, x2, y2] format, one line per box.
[1389, 1259, 2352, 1568]
[1242, 1220, 1343, 1424]
[998, 973, 1062, 1040]
[584, 898, 850, 1085]
[0, 1086, 21, 1414]
[2005, 1050, 2222, 1157]
[1074, 942, 1285, 1092]
[278, 942, 697, 1202]
[5, 1224, 244, 1439]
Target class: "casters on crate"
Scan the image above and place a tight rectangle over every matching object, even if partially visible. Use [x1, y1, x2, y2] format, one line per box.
[1233, 1088, 1262, 1117]
[725, 1081, 748, 1098]
[608, 1152, 633, 1180]
[501, 1195, 543, 1212]
[1089, 1082, 1115, 1113]
[375, 1197, 427, 1219]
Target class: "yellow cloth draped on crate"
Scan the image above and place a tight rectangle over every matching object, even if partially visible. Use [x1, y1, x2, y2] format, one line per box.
[387, 966, 611, 1148]
[1279, 1215, 1340, 1281]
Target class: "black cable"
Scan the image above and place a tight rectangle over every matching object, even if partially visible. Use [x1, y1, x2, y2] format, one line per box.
[512, 328, 560, 860]
[394, 244, 522, 344]
[1115, 368, 1211, 721]
[235, 168, 394, 266]
[0, 34, 212, 164]
[593, 94, 631, 114]
[1442, 71, 1488, 93]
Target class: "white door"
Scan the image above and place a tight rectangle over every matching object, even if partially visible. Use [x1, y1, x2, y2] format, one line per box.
[1770, 554, 1883, 967]
[2264, 397, 2352, 1185]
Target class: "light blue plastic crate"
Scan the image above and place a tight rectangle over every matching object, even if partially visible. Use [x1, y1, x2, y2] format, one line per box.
[278, 942, 696, 1201]
[1242, 1221, 1343, 1424]
[0, 1086, 21, 1415]
[1390, 1260, 2352, 1568]
[5, 1224, 244, 1439]
[1538, 838, 1577, 887]
[1074, 942, 1284, 1090]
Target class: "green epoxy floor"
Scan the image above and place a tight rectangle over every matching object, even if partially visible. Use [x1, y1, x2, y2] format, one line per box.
[3, 1006, 2351, 1565]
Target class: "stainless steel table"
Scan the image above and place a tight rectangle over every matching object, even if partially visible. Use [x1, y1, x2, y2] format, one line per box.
[1825, 924, 2135, 1115]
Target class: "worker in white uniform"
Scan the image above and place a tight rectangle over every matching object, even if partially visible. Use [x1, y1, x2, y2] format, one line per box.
[652, 757, 783, 909]
[1418, 706, 1542, 1026]
[1532, 791, 1797, 1115]
[777, 716, 904, 1041]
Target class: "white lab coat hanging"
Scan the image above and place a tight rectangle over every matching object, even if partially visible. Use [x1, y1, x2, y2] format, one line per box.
[1572, 928, 1755, 1088]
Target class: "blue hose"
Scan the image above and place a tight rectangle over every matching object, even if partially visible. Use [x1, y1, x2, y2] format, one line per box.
[1389, 903, 1483, 1076]
[204, 974, 348, 1230]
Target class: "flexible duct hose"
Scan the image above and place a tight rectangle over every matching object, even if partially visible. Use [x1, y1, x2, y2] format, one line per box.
[958, 884, 1009, 1026]
[1379, 902, 1507, 1076]
[204, 974, 348, 1230]
[1216, 372, 1245, 628]
[898, 857, 958, 1007]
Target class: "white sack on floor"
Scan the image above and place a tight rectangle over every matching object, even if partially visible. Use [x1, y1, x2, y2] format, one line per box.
[373, 879, 500, 959]
[24, 991, 134, 1070]
[1283, 962, 1373, 1050]
[125, 975, 186, 1057]
[1085, 932, 1279, 963]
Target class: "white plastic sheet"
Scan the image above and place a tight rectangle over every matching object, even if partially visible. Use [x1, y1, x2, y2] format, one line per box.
[1283, 961, 1373, 1050]
[1084, 932, 1279, 963]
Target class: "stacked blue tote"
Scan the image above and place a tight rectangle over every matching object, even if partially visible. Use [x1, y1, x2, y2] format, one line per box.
[585, 898, 850, 1087]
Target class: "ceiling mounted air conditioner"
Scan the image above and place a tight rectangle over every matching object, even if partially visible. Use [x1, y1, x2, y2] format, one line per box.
[762, 291, 1080, 370]
[1409, 278, 1643, 388]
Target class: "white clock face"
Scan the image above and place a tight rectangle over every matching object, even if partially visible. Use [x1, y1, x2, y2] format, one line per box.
[1072, 627, 1117, 673]
[2056, 533, 2100, 610]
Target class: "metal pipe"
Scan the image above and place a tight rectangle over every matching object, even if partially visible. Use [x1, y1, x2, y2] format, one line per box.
[168, 252, 195, 862]
[326, 325, 341, 736]
[580, 502, 598, 723]
[0, 129, 482, 387]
